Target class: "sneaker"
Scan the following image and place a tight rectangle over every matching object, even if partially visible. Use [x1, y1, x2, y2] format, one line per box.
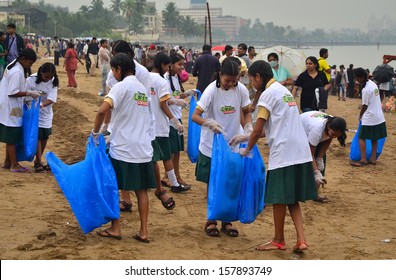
[170, 184, 191, 193]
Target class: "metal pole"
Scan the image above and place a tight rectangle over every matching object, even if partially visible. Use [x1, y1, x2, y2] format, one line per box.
[206, 2, 212, 48]
[204, 16, 207, 45]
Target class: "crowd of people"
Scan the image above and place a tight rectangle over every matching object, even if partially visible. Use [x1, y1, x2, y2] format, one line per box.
[0, 21, 390, 253]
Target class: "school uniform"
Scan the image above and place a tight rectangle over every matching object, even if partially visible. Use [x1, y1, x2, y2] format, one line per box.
[257, 79, 316, 204]
[26, 74, 58, 139]
[360, 80, 387, 140]
[104, 75, 155, 191]
[149, 72, 172, 162]
[0, 61, 25, 144]
[195, 81, 250, 183]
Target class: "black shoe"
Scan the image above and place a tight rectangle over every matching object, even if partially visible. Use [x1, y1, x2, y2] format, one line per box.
[170, 184, 191, 193]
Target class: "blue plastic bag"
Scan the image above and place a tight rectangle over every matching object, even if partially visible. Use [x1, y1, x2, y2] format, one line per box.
[207, 134, 244, 222]
[187, 90, 202, 163]
[349, 122, 386, 161]
[238, 144, 266, 224]
[45, 135, 120, 234]
[16, 98, 41, 162]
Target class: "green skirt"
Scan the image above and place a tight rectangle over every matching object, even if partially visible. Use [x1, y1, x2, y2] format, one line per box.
[169, 120, 184, 153]
[38, 127, 52, 140]
[109, 156, 156, 191]
[152, 137, 172, 162]
[265, 162, 317, 204]
[0, 123, 22, 144]
[359, 122, 387, 140]
[195, 151, 211, 184]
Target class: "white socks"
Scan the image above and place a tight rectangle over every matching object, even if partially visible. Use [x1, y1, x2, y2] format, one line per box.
[166, 170, 180, 187]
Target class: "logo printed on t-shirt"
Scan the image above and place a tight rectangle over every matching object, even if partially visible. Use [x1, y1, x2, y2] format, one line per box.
[374, 88, 379, 96]
[133, 91, 148, 106]
[172, 90, 181, 99]
[220, 105, 236, 114]
[311, 112, 329, 119]
[282, 94, 297, 107]
[150, 87, 156, 96]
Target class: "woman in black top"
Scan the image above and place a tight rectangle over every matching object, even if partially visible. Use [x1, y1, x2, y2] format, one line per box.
[292, 56, 330, 112]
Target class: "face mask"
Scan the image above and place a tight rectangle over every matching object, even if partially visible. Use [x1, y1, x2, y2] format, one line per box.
[269, 61, 278, 68]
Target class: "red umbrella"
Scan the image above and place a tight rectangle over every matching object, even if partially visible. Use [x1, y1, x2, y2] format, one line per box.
[212, 45, 226, 51]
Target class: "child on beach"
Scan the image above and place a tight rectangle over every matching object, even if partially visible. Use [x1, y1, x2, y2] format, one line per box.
[0, 48, 40, 172]
[94, 53, 155, 242]
[240, 60, 316, 251]
[161, 53, 195, 191]
[300, 111, 347, 203]
[351, 68, 387, 167]
[192, 57, 252, 237]
[25, 62, 59, 172]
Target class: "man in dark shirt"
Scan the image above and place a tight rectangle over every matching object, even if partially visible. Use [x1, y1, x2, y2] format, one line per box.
[192, 45, 219, 93]
[88, 37, 99, 76]
[346, 64, 354, 98]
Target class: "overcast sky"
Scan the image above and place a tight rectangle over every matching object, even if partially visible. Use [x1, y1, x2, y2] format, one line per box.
[35, 0, 395, 31]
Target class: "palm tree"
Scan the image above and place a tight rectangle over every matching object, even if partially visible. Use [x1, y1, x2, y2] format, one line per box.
[162, 2, 180, 36]
[89, 0, 105, 18]
[121, 0, 135, 33]
[110, 0, 122, 15]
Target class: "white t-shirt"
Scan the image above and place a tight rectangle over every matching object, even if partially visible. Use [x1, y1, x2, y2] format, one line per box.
[149, 72, 171, 137]
[258, 81, 312, 170]
[361, 80, 385, 126]
[0, 62, 26, 127]
[378, 81, 389, 91]
[107, 75, 153, 163]
[197, 81, 250, 158]
[300, 111, 330, 147]
[164, 73, 183, 120]
[106, 59, 155, 140]
[26, 74, 58, 129]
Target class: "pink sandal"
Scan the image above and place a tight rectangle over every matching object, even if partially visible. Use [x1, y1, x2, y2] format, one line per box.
[293, 240, 309, 252]
[256, 240, 286, 251]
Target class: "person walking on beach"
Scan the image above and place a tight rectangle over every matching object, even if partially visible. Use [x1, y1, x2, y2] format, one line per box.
[351, 68, 387, 167]
[318, 48, 331, 82]
[0, 32, 6, 81]
[0, 48, 40, 173]
[4, 23, 25, 66]
[240, 60, 316, 251]
[346, 64, 355, 98]
[192, 44, 220, 93]
[88, 37, 99, 76]
[94, 53, 155, 242]
[53, 36, 60, 66]
[25, 63, 59, 172]
[98, 39, 111, 96]
[63, 41, 84, 88]
[83, 39, 91, 76]
[337, 65, 348, 101]
[192, 57, 252, 238]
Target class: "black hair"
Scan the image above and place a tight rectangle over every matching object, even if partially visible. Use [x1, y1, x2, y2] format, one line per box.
[248, 46, 255, 52]
[238, 43, 247, 51]
[214, 57, 240, 88]
[36, 62, 59, 87]
[306, 56, 319, 71]
[0, 31, 5, 37]
[248, 60, 273, 92]
[267, 52, 279, 61]
[7, 48, 37, 70]
[100, 39, 107, 45]
[225, 45, 233, 52]
[67, 41, 74, 49]
[169, 53, 185, 92]
[153, 52, 171, 77]
[319, 48, 328, 57]
[354, 67, 368, 88]
[7, 23, 16, 29]
[202, 44, 211, 52]
[112, 40, 135, 59]
[110, 53, 135, 80]
[325, 116, 347, 147]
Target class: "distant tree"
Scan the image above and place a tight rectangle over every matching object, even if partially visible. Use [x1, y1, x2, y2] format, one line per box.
[178, 16, 203, 38]
[89, 0, 105, 18]
[79, 5, 90, 15]
[162, 2, 180, 36]
[110, 0, 122, 15]
[11, 0, 31, 9]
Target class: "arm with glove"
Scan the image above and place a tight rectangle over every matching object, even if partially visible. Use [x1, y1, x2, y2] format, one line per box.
[160, 97, 184, 135]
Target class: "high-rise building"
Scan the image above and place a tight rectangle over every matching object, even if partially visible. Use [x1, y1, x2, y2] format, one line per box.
[191, 0, 206, 4]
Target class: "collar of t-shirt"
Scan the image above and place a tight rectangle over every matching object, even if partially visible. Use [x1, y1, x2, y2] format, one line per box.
[265, 78, 276, 89]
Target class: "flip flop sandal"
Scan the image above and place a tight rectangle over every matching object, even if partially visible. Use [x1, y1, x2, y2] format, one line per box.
[350, 161, 367, 167]
[204, 220, 220, 237]
[96, 230, 121, 240]
[133, 233, 150, 243]
[155, 189, 176, 210]
[256, 240, 287, 251]
[10, 166, 30, 173]
[120, 201, 132, 213]
[42, 164, 51, 171]
[293, 240, 309, 252]
[221, 222, 239, 237]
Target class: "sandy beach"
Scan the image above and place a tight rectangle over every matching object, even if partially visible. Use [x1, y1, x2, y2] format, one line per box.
[0, 52, 395, 261]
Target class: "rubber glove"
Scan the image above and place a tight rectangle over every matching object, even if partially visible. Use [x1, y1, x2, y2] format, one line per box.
[91, 129, 101, 146]
[229, 134, 250, 146]
[239, 147, 253, 158]
[184, 89, 197, 97]
[167, 99, 188, 108]
[26, 90, 41, 99]
[315, 157, 325, 172]
[99, 123, 108, 135]
[202, 119, 225, 134]
[243, 122, 253, 134]
[170, 117, 184, 135]
[314, 170, 327, 188]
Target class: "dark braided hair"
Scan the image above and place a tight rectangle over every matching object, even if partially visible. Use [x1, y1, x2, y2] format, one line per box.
[6, 48, 37, 70]
[110, 53, 135, 81]
[153, 52, 171, 78]
[354, 67, 368, 89]
[248, 60, 274, 92]
[169, 53, 185, 92]
[325, 115, 347, 147]
[112, 40, 134, 59]
[213, 57, 241, 88]
[36, 62, 59, 87]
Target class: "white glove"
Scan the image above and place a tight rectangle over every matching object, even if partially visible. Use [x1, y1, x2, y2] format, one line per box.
[99, 123, 108, 135]
[91, 129, 100, 146]
[229, 134, 250, 146]
[184, 89, 197, 97]
[243, 122, 253, 134]
[239, 147, 252, 158]
[167, 99, 188, 108]
[170, 117, 184, 135]
[315, 157, 324, 172]
[26, 90, 41, 99]
[314, 170, 327, 188]
[202, 119, 225, 134]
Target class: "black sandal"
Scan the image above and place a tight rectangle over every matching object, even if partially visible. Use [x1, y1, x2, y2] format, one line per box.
[155, 189, 176, 210]
[120, 201, 132, 213]
[221, 222, 239, 237]
[34, 162, 45, 173]
[205, 220, 220, 237]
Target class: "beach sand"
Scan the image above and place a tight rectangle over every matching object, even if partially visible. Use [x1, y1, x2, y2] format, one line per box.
[0, 54, 395, 260]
